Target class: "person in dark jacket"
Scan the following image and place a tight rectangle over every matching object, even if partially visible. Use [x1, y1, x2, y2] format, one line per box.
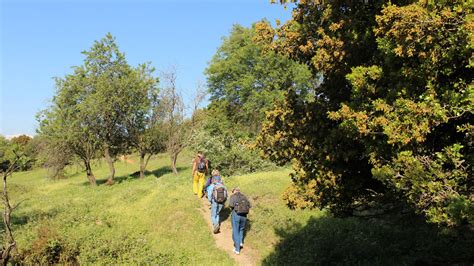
[229, 187, 251, 255]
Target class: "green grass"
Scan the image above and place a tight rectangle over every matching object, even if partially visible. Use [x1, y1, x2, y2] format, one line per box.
[4, 151, 474, 265]
[7, 151, 234, 264]
[224, 171, 474, 265]
[223, 170, 324, 261]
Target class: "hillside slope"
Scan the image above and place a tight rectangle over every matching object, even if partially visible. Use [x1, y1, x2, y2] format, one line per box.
[7, 152, 234, 264]
[5, 151, 473, 265]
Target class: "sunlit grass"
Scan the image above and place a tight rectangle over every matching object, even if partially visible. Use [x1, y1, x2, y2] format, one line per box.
[8, 151, 234, 264]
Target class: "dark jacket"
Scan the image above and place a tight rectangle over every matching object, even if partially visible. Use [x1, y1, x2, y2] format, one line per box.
[229, 192, 251, 216]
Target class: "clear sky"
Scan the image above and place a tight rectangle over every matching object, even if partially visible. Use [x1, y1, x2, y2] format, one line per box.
[0, 0, 292, 137]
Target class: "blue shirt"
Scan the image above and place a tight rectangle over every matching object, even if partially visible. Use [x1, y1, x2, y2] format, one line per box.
[207, 183, 215, 203]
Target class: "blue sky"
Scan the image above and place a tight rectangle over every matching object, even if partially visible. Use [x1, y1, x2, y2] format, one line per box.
[0, 0, 292, 137]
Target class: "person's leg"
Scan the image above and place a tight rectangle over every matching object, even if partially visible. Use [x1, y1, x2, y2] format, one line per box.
[216, 203, 223, 225]
[192, 173, 199, 195]
[211, 201, 218, 226]
[234, 215, 243, 253]
[231, 212, 239, 251]
[197, 173, 205, 198]
[239, 215, 247, 250]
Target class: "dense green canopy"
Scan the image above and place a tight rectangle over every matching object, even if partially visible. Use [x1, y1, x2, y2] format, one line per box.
[257, 0, 473, 226]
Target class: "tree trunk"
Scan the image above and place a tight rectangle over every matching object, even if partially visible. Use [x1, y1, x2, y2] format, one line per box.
[171, 152, 179, 175]
[139, 151, 146, 179]
[104, 145, 115, 185]
[1, 168, 17, 266]
[84, 159, 96, 186]
[144, 154, 152, 171]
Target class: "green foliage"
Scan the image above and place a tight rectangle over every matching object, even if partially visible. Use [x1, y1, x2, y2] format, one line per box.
[201, 23, 313, 175]
[191, 126, 274, 176]
[38, 33, 161, 183]
[1, 135, 35, 171]
[257, 1, 473, 226]
[206, 23, 314, 136]
[191, 104, 277, 176]
[0, 135, 31, 172]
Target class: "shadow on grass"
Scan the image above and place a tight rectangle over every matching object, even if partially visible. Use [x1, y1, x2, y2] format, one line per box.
[263, 215, 474, 265]
[151, 166, 187, 178]
[80, 166, 189, 186]
[81, 175, 136, 186]
[0, 208, 61, 232]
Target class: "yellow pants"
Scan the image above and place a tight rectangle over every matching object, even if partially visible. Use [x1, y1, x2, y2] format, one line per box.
[193, 172, 205, 198]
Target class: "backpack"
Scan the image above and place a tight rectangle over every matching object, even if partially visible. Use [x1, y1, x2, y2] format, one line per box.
[235, 193, 250, 215]
[213, 183, 228, 204]
[197, 158, 206, 173]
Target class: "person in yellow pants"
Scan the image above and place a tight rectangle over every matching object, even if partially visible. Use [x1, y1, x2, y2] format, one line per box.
[192, 151, 208, 198]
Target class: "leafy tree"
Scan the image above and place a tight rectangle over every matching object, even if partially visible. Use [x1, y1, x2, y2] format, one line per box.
[123, 64, 165, 178]
[38, 70, 102, 185]
[79, 33, 136, 185]
[33, 135, 73, 179]
[7, 135, 33, 171]
[197, 23, 313, 175]
[256, 1, 472, 226]
[206, 23, 314, 137]
[39, 33, 163, 184]
[10, 135, 31, 147]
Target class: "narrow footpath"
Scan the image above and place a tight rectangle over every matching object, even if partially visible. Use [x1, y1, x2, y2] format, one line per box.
[200, 198, 258, 266]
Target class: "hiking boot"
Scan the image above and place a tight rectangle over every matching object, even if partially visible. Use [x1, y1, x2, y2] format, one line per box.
[240, 243, 244, 248]
[213, 224, 220, 234]
[233, 248, 240, 255]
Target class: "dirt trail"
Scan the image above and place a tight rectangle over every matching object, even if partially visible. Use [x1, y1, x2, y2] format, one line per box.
[200, 198, 258, 266]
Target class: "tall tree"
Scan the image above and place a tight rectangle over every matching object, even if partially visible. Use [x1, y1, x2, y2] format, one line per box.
[38, 69, 102, 186]
[158, 68, 205, 175]
[80, 33, 133, 185]
[159, 68, 189, 175]
[257, 0, 472, 226]
[39, 33, 160, 185]
[206, 23, 314, 137]
[123, 64, 165, 178]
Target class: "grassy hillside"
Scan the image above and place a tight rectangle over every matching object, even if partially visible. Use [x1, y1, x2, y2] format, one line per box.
[4, 151, 473, 265]
[6, 152, 234, 264]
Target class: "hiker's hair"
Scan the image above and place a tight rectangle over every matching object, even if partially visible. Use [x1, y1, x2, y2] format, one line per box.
[232, 187, 240, 193]
[211, 169, 220, 176]
[197, 151, 203, 155]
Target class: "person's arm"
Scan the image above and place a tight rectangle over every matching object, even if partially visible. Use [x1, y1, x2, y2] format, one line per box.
[205, 160, 209, 175]
[192, 159, 196, 176]
[207, 184, 213, 202]
[229, 195, 235, 209]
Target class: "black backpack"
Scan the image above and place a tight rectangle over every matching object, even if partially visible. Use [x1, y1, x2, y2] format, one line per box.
[197, 158, 206, 173]
[235, 193, 250, 214]
[213, 183, 228, 203]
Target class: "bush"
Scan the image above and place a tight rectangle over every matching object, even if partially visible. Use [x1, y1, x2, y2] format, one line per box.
[15, 225, 79, 264]
[191, 129, 275, 176]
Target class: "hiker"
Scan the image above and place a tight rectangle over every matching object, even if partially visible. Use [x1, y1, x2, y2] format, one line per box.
[192, 151, 208, 198]
[203, 164, 222, 197]
[229, 187, 251, 255]
[207, 170, 227, 234]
